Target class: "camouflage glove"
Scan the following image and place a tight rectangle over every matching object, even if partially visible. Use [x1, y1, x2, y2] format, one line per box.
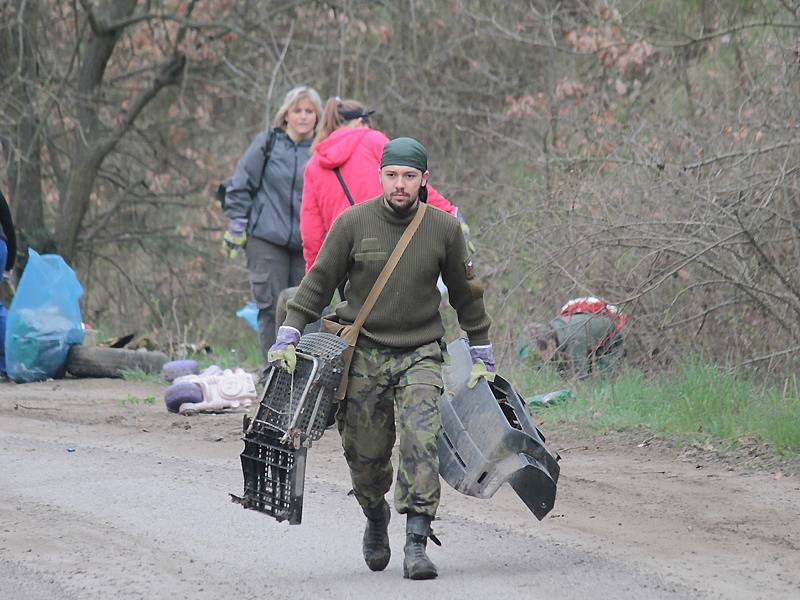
[467, 344, 496, 389]
[223, 219, 247, 259]
[267, 326, 301, 374]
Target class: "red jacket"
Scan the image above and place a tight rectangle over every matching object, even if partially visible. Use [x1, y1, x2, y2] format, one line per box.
[300, 127, 456, 270]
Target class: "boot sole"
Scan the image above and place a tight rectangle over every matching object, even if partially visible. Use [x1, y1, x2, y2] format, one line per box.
[403, 565, 438, 580]
[363, 501, 391, 572]
[365, 551, 391, 572]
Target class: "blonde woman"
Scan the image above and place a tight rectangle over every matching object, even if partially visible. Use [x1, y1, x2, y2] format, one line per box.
[224, 86, 323, 375]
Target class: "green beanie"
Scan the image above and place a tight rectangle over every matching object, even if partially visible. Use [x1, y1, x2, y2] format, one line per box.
[380, 137, 428, 172]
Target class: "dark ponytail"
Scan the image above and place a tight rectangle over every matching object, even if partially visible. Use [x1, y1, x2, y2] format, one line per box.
[312, 97, 369, 149]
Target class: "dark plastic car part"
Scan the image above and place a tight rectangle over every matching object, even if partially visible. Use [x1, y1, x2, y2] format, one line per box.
[437, 338, 561, 520]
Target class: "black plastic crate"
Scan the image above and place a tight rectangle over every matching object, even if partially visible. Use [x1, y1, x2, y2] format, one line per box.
[231, 430, 307, 524]
[231, 332, 347, 524]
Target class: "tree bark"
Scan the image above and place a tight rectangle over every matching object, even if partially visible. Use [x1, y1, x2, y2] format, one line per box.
[1, 0, 47, 259]
[56, 0, 138, 263]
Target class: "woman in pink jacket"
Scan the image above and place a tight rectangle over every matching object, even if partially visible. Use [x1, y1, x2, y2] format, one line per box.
[300, 97, 457, 270]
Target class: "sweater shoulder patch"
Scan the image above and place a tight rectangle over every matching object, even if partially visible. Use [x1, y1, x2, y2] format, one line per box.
[464, 257, 476, 280]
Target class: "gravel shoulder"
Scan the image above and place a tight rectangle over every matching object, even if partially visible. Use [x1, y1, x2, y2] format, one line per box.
[1, 378, 797, 600]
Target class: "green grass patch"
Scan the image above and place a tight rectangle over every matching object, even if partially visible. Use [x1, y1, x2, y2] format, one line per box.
[196, 336, 262, 371]
[118, 394, 157, 407]
[509, 357, 800, 453]
[120, 368, 164, 383]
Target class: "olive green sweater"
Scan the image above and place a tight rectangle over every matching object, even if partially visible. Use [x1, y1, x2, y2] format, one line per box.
[285, 197, 491, 348]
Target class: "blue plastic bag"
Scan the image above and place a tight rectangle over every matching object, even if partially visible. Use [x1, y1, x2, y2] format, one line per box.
[235, 302, 259, 332]
[5, 249, 85, 382]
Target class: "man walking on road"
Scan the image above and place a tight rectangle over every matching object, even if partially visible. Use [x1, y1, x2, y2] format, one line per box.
[267, 137, 495, 580]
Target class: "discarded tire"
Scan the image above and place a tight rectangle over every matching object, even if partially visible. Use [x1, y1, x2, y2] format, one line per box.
[162, 359, 199, 382]
[66, 345, 169, 379]
[164, 382, 203, 413]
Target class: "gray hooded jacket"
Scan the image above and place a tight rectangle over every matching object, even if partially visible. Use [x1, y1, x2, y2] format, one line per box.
[224, 129, 311, 251]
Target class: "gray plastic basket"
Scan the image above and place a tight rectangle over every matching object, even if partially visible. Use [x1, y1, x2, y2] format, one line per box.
[231, 332, 348, 524]
[254, 332, 348, 447]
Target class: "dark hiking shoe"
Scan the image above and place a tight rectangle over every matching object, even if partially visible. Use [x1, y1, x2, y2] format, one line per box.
[362, 500, 391, 571]
[403, 513, 441, 580]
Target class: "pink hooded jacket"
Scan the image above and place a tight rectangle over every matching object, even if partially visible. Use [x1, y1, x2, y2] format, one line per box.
[300, 127, 456, 270]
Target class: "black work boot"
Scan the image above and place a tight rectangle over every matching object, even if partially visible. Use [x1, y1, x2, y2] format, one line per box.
[362, 500, 391, 571]
[403, 513, 441, 580]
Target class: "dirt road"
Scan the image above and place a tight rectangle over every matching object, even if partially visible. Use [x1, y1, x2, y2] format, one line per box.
[1, 378, 797, 600]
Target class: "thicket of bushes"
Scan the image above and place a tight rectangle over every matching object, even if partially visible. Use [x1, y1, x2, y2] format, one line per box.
[3, 1, 798, 376]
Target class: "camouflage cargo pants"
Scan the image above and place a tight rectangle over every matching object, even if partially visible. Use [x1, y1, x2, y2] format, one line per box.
[336, 340, 444, 517]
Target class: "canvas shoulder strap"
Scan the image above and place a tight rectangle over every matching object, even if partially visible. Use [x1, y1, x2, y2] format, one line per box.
[342, 202, 428, 344]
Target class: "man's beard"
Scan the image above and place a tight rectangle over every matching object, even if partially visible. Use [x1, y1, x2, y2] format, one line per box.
[385, 192, 418, 215]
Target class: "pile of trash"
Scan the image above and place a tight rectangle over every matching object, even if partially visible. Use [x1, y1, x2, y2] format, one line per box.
[1, 249, 258, 419]
[162, 359, 256, 415]
[4, 249, 84, 382]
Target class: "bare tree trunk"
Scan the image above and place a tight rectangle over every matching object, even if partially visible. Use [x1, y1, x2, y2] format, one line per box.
[544, 5, 559, 206]
[335, 0, 349, 97]
[1, 0, 46, 257]
[55, 0, 185, 262]
[57, 39, 186, 262]
[56, 0, 138, 262]
[14, 112, 45, 253]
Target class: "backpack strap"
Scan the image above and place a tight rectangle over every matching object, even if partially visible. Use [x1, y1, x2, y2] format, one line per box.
[334, 168, 355, 206]
[219, 128, 279, 214]
[255, 128, 280, 193]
